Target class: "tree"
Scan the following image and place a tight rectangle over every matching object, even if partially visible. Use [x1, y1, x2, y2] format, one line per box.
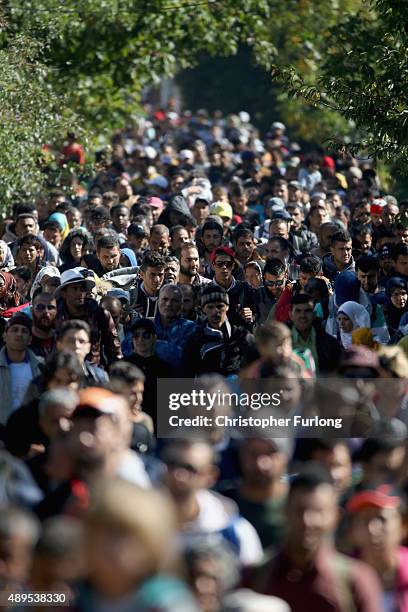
[274, 0, 408, 172]
[0, 33, 78, 208]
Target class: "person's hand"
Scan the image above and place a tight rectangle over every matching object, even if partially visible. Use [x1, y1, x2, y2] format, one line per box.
[240, 307, 253, 322]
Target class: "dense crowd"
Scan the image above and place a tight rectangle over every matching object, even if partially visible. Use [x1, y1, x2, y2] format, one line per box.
[1, 106, 408, 610]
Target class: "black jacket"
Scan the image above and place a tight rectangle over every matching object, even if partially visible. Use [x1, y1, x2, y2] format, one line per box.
[210, 280, 259, 330]
[182, 319, 254, 377]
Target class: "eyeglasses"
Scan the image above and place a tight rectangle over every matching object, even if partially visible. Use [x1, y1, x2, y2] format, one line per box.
[214, 261, 233, 269]
[133, 331, 153, 340]
[264, 279, 285, 287]
[34, 304, 57, 311]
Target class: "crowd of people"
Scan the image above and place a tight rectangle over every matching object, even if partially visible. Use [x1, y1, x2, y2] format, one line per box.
[1, 105, 408, 610]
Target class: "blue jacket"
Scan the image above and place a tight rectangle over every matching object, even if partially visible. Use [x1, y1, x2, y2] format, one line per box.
[154, 313, 197, 371]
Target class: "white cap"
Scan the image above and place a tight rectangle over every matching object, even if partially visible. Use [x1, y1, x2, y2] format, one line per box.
[179, 149, 194, 161]
[55, 267, 96, 297]
[272, 121, 286, 131]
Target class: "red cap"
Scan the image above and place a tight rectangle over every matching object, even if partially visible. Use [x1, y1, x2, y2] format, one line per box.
[211, 246, 236, 264]
[322, 155, 335, 169]
[148, 196, 164, 209]
[346, 484, 401, 513]
[370, 204, 383, 216]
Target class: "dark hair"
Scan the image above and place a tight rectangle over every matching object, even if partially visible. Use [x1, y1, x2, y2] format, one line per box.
[111, 204, 129, 216]
[330, 230, 351, 246]
[356, 255, 378, 273]
[392, 243, 408, 261]
[48, 189, 65, 200]
[140, 251, 165, 271]
[127, 223, 147, 238]
[304, 277, 330, 300]
[288, 464, 333, 500]
[17, 234, 41, 249]
[89, 205, 110, 221]
[60, 229, 94, 264]
[150, 224, 169, 236]
[13, 203, 36, 218]
[233, 225, 254, 243]
[355, 437, 406, 463]
[291, 292, 314, 307]
[41, 350, 83, 389]
[109, 361, 145, 385]
[15, 213, 36, 225]
[96, 235, 120, 251]
[299, 255, 321, 275]
[57, 319, 91, 341]
[170, 224, 186, 238]
[294, 438, 349, 463]
[202, 220, 223, 236]
[268, 236, 291, 251]
[263, 257, 286, 277]
[43, 221, 62, 233]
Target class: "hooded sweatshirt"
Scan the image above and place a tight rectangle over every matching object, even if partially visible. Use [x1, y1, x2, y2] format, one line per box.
[156, 194, 194, 229]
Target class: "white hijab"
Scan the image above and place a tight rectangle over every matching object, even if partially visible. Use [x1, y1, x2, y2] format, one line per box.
[338, 301, 370, 349]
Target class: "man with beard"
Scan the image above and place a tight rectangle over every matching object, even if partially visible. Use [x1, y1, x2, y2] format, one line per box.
[199, 219, 223, 278]
[83, 234, 122, 277]
[30, 292, 57, 358]
[55, 267, 122, 366]
[178, 242, 211, 285]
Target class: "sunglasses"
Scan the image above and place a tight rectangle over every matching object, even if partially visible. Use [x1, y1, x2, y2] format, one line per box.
[214, 260, 233, 269]
[34, 303, 57, 312]
[264, 279, 285, 287]
[133, 331, 153, 340]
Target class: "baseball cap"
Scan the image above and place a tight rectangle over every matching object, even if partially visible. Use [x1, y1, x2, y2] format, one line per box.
[210, 201, 233, 220]
[72, 388, 117, 419]
[148, 196, 164, 210]
[271, 209, 291, 221]
[211, 245, 235, 264]
[378, 243, 392, 259]
[5, 313, 32, 332]
[346, 484, 401, 514]
[288, 180, 302, 189]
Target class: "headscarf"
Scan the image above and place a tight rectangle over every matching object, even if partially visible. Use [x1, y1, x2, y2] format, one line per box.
[385, 276, 408, 331]
[48, 212, 70, 242]
[0, 240, 14, 269]
[0, 271, 21, 312]
[352, 327, 379, 351]
[338, 301, 370, 349]
[30, 266, 61, 300]
[120, 248, 138, 268]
